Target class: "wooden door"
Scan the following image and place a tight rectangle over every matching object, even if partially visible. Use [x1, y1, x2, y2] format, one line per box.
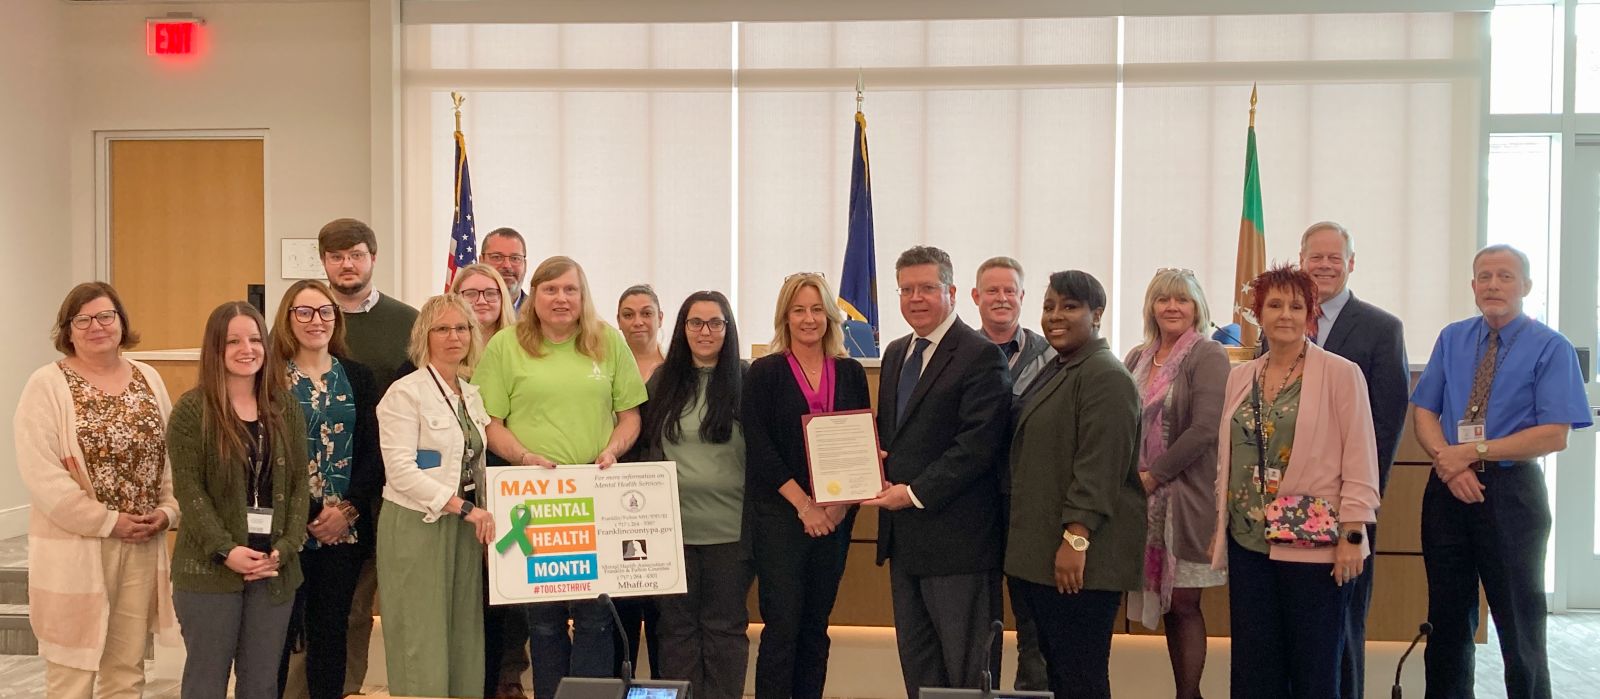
[110, 139, 264, 350]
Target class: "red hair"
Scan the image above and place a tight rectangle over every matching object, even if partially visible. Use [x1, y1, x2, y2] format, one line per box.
[1247, 263, 1321, 336]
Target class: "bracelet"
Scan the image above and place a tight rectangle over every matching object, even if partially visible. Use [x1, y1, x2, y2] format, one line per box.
[796, 501, 814, 519]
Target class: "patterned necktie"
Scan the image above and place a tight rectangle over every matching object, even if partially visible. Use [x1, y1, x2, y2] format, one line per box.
[1465, 327, 1500, 425]
[896, 338, 931, 426]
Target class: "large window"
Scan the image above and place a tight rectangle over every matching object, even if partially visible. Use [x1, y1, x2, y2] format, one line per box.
[402, 13, 1483, 358]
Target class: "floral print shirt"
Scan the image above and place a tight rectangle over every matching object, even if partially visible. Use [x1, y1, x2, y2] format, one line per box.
[1227, 377, 1302, 555]
[62, 361, 166, 514]
[288, 358, 358, 547]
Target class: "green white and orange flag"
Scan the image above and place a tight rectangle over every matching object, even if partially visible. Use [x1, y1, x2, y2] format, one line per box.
[1234, 85, 1266, 348]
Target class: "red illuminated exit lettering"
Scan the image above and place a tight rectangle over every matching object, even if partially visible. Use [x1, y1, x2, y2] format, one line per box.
[147, 21, 197, 56]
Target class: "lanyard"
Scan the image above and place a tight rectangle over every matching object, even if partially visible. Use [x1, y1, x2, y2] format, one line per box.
[245, 420, 268, 508]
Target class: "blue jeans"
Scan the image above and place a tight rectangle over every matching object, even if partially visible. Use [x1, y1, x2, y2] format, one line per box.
[526, 599, 615, 699]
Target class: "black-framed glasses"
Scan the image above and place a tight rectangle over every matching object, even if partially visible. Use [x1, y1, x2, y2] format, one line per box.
[686, 318, 727, 333]
[483, 252, 526, 265]
[290, 305, 337, 323]
[69, 310, 119, 330]
[460, 288, 502, 303]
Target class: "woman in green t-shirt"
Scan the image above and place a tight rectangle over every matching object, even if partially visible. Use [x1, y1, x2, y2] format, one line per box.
[473, 256, 648, 699]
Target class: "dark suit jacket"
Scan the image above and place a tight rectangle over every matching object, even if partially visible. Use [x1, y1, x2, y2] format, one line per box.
[1320, 293, 1410, 493]
[876, 317, 1012, 576]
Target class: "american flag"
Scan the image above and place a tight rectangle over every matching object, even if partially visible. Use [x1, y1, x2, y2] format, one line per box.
[445, 128, 476, 290]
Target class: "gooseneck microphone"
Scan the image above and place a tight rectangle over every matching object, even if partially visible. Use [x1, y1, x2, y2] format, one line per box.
[1391, 621, 1432, 699]
[979, 619, 1004, 696]
[598, 593, 635, 682]
[1210, 321, 1242, 346]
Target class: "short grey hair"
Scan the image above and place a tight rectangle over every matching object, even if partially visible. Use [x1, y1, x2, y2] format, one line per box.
[1299, 221, 1353, 255]
[1473, 243, 1532, 280]
[975, 256, 1024, 287]
[895, 246, 954, 286]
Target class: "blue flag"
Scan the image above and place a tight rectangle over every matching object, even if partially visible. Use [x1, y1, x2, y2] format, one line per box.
[446, 128, 476, 291]
[839, 111, 879, 357]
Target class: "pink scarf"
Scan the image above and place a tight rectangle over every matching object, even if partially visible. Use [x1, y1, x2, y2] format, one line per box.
[1128, 329, 1199, 630]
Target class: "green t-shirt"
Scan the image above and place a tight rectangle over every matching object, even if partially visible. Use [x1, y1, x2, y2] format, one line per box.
[473, 324, 647, 465]
[662, 368, 746, 546]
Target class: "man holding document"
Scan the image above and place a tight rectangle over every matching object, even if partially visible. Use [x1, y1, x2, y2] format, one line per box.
[866, 246, 1012, 698]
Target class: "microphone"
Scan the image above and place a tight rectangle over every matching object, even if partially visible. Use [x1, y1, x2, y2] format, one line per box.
[1391, 622, 1432, 699]
[980, 619, 1003, 696]
[1209, 321, 1242, 346]
[598, 593, 634, 682]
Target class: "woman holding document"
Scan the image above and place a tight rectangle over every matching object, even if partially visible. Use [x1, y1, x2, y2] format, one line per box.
[742, 273, 872, 699]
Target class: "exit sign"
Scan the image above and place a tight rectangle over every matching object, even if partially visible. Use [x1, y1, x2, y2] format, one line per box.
[147, 20, 198, 56]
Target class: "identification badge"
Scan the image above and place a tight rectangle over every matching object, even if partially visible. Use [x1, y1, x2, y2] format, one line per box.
[462, 482, 476, 494]
[1264, 467, 1283, 496]
[247, 507, 273, 535]
[1457, 421, 1486, 444]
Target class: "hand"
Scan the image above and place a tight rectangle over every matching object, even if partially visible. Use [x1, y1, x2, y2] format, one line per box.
[1433, 443, 1479, 482]
[824, 504, 849, 528]
[143, 509, 170, 533]
[1053, 540, 1087, 594]
[521, 452, 556, 468]
[223, 546, 271, 576]
[1139, 472, 1159, 496]
[1332, 537, 1365, 587]
[111, 512, 158, 543]
[595, 449, 618, 469]
[307, 504, 350, 545]
[464, 508, 496, 544]
[243, 550, 282, 582]
[798, 504, 834, 538]
[1445, 469, 1487, 504]
[862, 483, 913, 511]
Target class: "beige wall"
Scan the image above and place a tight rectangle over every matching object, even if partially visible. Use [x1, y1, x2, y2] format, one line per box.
[63, 0, 375, 314]
[0, 0, 72, 539]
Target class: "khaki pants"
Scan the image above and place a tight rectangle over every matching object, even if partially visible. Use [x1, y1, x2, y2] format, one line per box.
[44, 538, 159, 699]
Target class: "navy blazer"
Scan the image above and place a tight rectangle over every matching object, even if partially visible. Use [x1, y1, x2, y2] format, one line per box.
[875, 317, 1012, 576]
[1320, 293, 1410, 492]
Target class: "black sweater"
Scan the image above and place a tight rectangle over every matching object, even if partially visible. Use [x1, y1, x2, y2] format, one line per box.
[741, 353, 872, 507]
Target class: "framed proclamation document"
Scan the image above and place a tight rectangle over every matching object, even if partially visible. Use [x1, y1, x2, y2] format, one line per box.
[801, 408, 885, 506]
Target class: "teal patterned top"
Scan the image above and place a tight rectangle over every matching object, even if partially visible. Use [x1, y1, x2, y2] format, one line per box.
[287, 357, 358, 547]
[1227, 378, 1302, 555]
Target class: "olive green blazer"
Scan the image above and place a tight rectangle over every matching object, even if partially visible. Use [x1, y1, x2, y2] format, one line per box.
[1003, 338, 1146, 591]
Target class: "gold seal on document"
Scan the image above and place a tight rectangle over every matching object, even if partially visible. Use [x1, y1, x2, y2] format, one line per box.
[827, 481, 842, 496]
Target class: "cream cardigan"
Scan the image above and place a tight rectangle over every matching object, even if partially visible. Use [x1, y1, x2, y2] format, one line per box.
[12, 359, 182, 670]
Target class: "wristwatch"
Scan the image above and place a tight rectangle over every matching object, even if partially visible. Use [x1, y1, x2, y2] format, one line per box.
[1475, 441, 1490, 459]
[1345, 529, 1364, 546]
[1062, 530, 1090, 552]
[458, 500, 476, 518]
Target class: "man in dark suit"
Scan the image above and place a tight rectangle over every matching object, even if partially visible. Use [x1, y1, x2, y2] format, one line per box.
[865, 246, 1012, 699]
[1299, 221, 1410, 699]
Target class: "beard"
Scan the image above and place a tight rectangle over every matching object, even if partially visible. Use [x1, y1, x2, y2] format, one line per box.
[329, 272, 371, 297]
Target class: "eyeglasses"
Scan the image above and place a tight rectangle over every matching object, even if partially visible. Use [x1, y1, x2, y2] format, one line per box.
[483, 252, 526, 265]
[430, 324, 473, 336]
[324, 250, 370, 265]
[70, 310, 119, 330]
[686, 318, 727, 333]
[290, 305, 337, 323]
[896, 283, 947, 298]
[459, 288, 501, 303]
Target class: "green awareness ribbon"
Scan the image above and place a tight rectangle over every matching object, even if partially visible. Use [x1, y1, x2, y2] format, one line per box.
[495, 503, 534, 556]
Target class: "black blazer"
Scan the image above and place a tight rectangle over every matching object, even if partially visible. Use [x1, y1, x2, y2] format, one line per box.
[876, 317, 1012, 576]
[333, 357, 385, 556]
[742, 353, 872, 509]
[1319, 293, 1410, 493]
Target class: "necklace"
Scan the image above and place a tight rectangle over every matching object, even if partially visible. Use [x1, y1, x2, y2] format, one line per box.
[1258, 346, 1306, 405]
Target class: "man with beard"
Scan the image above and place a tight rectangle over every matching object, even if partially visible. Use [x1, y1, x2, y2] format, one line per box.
[482, 227, 530, 311]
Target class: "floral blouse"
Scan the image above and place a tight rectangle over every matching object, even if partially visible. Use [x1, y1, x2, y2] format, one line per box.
[1227, 378, 1302, 555]
[288, 358, 358, 547]
[62, 361, 166, 515]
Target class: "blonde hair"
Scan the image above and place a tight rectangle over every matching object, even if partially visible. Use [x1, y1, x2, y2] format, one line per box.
[768, 273, 848, 357]
[409, 294, 483, 377]
[1138, 269, 1212, 350]
[451, 263, 517, 337]
[516, 256, 606, 359]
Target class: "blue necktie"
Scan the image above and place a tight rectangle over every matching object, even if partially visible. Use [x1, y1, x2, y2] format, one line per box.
[896, 338, 930, 426]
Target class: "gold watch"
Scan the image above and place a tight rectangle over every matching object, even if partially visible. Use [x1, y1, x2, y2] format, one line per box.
[1062, 530, 1090, 552]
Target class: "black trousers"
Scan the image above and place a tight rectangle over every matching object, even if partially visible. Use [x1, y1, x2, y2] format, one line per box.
[1340, 522, 1378, 699]
[614, 596, 661, 679]
[1227, 536, 1352, 699]
[656, 542, 755, 699]
[750, 504, 855, 699]
[278, 543, 364, 699]
[483, 596, 528, 697]
[1010, 579, 1119, 699]
[889, 563, 1002, 699]
[1422, 464, 1552, 699]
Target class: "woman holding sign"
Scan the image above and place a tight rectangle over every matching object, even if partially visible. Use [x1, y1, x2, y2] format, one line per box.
[742, 273, 871, 699]
[638, 291, 751, 699]
[168, 301, 308, 699]
[473, 256, 648, 699]
[376, 293, 495, 697]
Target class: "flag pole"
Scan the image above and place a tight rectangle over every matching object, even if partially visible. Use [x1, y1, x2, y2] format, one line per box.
[856, 69, 865, 113]
[1249, 83, 1256, 129]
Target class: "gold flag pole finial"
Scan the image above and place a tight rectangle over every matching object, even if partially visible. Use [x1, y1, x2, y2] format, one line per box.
[451, 91, 465, 133]
[856, 69, 865, 113]
[1248, 83, 1257, 129]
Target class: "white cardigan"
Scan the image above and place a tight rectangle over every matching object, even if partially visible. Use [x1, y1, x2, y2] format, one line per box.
[378, 365, 490, 522]
[12, 359, 182, 669]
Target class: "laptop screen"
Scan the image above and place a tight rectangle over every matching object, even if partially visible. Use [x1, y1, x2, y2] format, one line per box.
[623, 687, 682, 699]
